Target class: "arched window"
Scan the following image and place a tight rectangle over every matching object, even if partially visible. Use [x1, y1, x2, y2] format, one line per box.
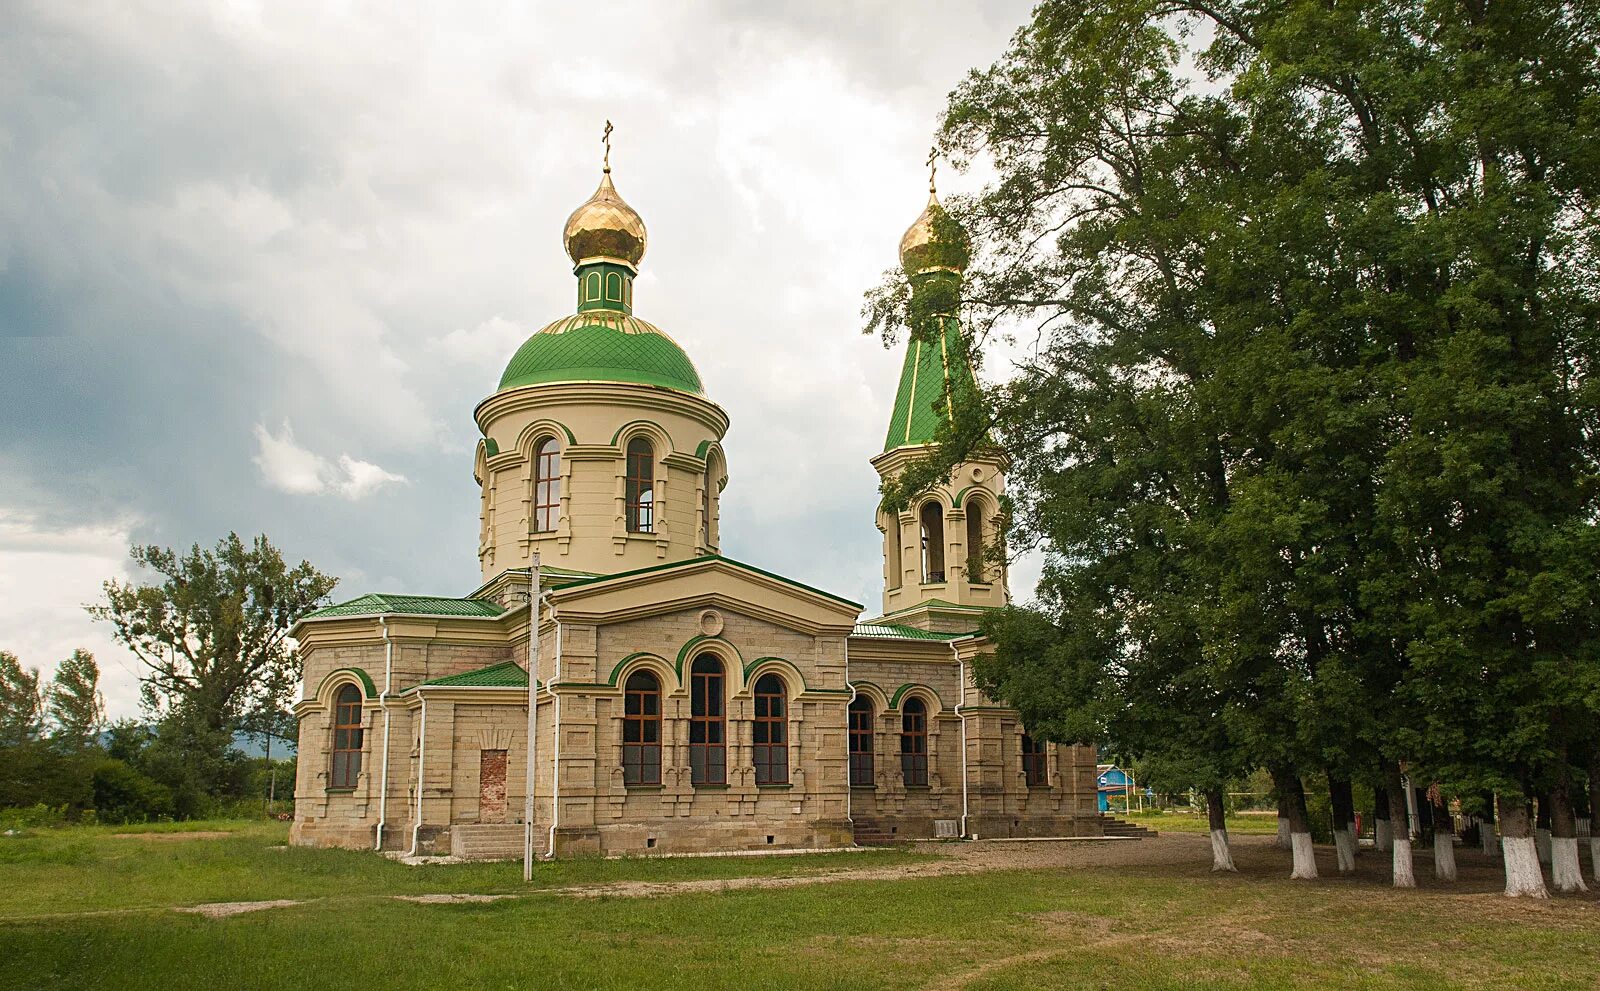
[622, 671, 661, 786]
[625, 438, 655, 533]
[1021, 733, 1048, 787]
[700, 475, 711, 546]
[606, 271, 622, 301]
[752, 673, 788, 785]
[585, 271, 601, 302]
[689, 655, 725, 786]
[965, 500, 987, 584]
[887, 514, 902, 590]
[331, 684, 363, 789]
[848, 695, 875, 788]
[920, 502, 945, 583]
[900, 697, 928, 787]
[533, 437, 561, 533]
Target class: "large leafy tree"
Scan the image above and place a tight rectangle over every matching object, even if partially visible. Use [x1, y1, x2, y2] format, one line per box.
[868, 0, 1600, 894]
[46, 649, 105, 748]
[90, 533, 338, 735]
[0, 650, 43, 747]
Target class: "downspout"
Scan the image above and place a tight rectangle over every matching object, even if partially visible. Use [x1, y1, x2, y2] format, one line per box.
[374, 617, 394, 851]
[952, 641, 970, 839]
[408, 693, 428, 857]
[522, 574, 541, 880]
[544, 613, 564, 858]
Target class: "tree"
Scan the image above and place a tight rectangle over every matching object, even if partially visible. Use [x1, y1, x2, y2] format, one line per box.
[0, 650, 43, 747]
[46, 649, 105, 748]
[89, 533, 337, 734]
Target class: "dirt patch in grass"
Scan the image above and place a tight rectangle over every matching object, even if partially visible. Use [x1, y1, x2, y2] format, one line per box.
[173, 899, 303, 918]
[392, 893, 521, 904]
[111, 831, 234, 842]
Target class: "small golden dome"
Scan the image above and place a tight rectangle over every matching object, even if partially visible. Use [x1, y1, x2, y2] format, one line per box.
[564, 170, 647, 269]
[899, 190, 968, 275]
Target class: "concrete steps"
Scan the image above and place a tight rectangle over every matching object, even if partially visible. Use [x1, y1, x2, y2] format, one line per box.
[851, 817, 909, 847]
[1099, 815, 1157, 839]
[450, 823, 525, 861]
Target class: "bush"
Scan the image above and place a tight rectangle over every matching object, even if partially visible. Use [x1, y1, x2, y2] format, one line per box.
[91, 759, 174, 824]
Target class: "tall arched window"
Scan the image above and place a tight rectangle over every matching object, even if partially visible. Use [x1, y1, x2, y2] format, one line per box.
[622, 671, 661, 786]
[1021, 733, 1048, 787]
[689, 655, 726, 786]
[887, 514, 903, 590]
[330, 684, 363, 789]
[625, 438, 655, 533]
[533, 437, 561, 533]
[900, 697, 928, 787]
[965, 500, 986, 584]
[752, 673, 788, 785]
[848, 695, 875, 788]
[920, 502, 945, 583]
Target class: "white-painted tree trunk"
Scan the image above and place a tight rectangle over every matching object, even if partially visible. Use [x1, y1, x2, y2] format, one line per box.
[1391, 837, 1416, 888]
[1481, 821, 1497, 856]
[1434, 832, 1457, 882]
[1502, 836, 1549, 898]
[1550, 837, 1587, 893]
[1210, 828, 1237, 872]
[1375, 818, 1392, 853]
[1289, 831, 1318, 880]
[1589, 837, 1599, 884]
[1276, 815, 1291, 849]
[1536, 827, 1552, 864]
[1333, 827, 1357, 873]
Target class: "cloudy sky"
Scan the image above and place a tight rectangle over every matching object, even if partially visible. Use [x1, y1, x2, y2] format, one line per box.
[0, 0, 1040, 720]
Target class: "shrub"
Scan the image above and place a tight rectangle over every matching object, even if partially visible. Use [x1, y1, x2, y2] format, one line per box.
[91, 759, 174, 824]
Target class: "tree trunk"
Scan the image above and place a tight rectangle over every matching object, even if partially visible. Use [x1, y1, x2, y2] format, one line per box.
[1498, 795, 1549, 899]
[1431, 790, 1456, 882]
[1330, 777, 1356, 874]
[1271, 766, 1317, 880]
[1549, 776, 1588, 893]
[1207, 786, 1236, 872]
[264, 727, 275, 815]
[1480, 791, 1498, 857]
[1374, 786, 1393, 853]
[1535, 792, 1552, 865]
[1384, 763, 1416, 888]
[1275, 791, 1291, 849]
[1590, 751, 1600, 885]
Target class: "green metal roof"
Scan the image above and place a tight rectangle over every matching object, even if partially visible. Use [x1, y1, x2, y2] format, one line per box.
[419, 660, 529, 689]
[499, 312, 702, 395]
[302, 593, 507, 621]
[883, 312, 977, 452]
[851, 623, 970, 641]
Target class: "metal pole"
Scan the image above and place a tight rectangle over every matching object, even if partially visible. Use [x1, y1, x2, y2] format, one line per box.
[522, 554, 542, 883]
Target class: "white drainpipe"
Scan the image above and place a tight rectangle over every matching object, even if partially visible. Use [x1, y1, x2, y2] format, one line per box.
[408, 693, 428, 857]
[952, 641, 970, 839]
[374, 617, 394, 851]
[544, 614, 564, 859]
[522, 568, 541, 881]
[844, 636, 854, 832]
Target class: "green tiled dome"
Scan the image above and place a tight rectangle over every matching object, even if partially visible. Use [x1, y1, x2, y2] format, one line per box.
[498, 312, 703, 395]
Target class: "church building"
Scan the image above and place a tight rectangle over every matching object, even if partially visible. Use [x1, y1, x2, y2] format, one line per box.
[288, 146, 1102, 858]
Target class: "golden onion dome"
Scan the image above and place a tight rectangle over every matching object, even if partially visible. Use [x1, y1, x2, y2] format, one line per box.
[898, 190, 969, 276]
[563, 169, 648, 269]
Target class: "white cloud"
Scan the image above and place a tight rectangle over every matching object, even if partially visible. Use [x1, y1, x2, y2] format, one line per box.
[0, 509, 146, 720]
[252, 421, 407, 499]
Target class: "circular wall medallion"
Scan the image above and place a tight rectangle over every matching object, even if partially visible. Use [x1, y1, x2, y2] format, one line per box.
[698, 609, 724, 637]
[971, 466, 985, 481]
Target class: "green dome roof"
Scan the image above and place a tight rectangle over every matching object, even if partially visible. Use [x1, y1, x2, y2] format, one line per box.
[498, 312, 703, 395]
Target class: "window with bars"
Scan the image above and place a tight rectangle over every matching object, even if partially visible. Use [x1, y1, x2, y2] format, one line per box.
[752, 673, 788, 785]
[900, 696, 928, 787]
[848, 695, 875, 788]
[622, 670, 661, 786]
[533, 436, 561, 533]
[330, 684, 363, 788]
[625, 438, 655, 533]
[965, 499, 987, 584]
[1022, 733, 1048, 787]
[689, 655, 726, 786]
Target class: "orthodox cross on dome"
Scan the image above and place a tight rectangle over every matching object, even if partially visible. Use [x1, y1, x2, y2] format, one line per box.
[603, 119, 614, 173]
[926, 145, 938, 195]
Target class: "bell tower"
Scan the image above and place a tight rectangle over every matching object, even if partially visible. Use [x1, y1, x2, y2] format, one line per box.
[869, 162, 1007, 631]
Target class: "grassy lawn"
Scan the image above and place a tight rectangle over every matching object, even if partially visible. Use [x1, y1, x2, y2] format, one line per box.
[3, 820, 1597, 990]
[1123, 810, 1283, 835]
